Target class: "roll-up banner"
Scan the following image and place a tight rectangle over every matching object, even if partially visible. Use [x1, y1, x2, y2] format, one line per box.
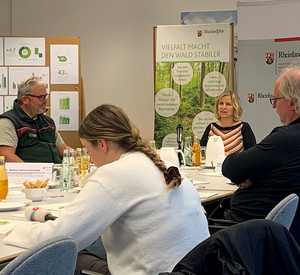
[154, 23, 232, 148]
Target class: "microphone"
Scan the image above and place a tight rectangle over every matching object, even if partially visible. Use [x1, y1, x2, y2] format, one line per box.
[176, 124, 183, 150]
[176, 124, 184, 166]
[25, 206, 58, 222]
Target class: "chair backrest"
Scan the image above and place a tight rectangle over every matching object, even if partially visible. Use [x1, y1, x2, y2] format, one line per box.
[265, 193, 299, 230]
[0, 236, 78, 275]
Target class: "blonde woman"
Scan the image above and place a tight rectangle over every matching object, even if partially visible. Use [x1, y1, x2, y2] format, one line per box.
[4, 104, 210, 275]
[200, 91, 256, 155]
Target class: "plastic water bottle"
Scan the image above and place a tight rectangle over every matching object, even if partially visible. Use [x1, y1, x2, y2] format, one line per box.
[184, 137, 193, 166]
[60, 149, 71, 191]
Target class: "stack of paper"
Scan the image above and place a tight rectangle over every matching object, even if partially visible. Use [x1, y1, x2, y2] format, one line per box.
[198, 192, 218, 199]
[198, 171, 223, 177]
[0, 220, 34, 235]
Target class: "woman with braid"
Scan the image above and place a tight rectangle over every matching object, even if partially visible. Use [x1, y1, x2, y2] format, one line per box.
[4, 104, 210, 275]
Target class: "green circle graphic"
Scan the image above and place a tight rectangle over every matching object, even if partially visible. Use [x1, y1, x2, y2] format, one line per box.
[19, 46, 31, 58]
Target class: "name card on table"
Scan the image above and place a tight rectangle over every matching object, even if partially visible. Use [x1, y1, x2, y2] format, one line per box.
[5, 162, 53, 185]
[215, 155, 226, 173]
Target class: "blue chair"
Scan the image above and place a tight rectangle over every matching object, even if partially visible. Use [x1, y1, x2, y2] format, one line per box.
[208, 193, 299, 233]
[265, 193, 299, 230]
[0, 236, 78, 275]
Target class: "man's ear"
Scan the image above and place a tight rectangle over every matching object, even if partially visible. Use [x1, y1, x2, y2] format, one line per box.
[21, 96, 29, 105]
[290, 97, 298, 110]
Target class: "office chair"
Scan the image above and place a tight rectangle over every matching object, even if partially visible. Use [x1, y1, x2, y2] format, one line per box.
[265, 193, 299, 229]
[208, 193, 299, 233]
[0, 236, 78, 275]
[159, 219, 300, 275]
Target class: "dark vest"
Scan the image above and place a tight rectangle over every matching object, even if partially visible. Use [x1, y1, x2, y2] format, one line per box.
[0, 100, 62, 163]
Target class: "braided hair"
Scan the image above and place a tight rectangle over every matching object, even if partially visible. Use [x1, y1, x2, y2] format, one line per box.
[78, 104, 182, 190]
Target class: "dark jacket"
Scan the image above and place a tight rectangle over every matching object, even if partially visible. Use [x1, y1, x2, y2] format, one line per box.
[159, 220, 300, 275]
[222, 117, 300, 220]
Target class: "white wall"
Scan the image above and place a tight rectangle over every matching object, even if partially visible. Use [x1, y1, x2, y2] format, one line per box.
[5, 0, 264, 139]
[0, 0, 11, 35]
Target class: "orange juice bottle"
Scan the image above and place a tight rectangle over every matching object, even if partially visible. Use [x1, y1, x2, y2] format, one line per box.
[80, 148, 90, 179]
[0, 156, 8, 202]
[75, 148, 83, 167]
[192, 136, 201, 166]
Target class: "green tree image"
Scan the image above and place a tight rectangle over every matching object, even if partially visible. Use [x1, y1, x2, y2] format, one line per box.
[154, 61, 229, 148]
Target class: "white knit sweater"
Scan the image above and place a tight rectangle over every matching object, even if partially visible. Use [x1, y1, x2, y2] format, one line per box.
[4, 151, 210, 275]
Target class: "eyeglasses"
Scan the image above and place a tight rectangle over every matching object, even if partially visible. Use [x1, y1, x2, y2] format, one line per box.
[269, 97, 284, 105]
[26, 94, 49, 101]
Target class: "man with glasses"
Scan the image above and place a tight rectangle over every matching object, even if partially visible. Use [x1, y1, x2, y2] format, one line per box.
[222, 68, 300, 244]
[0, 76, 71, 163]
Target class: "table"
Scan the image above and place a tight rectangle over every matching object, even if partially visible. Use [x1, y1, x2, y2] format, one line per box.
[181, 167, 237, 218]
[181, 166, 237, 204]
[0, 187, 77, 267]
[200, 190, 234, 203]
[181, 167, 237, 191]
[0, 170, 237, 266]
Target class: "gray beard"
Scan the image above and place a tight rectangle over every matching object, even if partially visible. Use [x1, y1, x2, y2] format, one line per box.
[28, 106, 47, 116]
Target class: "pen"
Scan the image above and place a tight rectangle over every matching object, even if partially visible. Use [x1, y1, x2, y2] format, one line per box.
[211, 161, 215, 173]
[196, 186, 205, 189]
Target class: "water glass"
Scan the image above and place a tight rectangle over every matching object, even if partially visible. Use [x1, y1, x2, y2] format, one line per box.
[52, 164, 62, 188]
[148, 140, 156, 153]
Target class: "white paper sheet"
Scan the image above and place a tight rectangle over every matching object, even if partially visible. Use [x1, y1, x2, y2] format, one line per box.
[50, 91, 79, 131]
[5, 162, 53, 185]
[198, 191, 218, 199]
[4, 37, 45, 66]
[50, 44, 79, 84]
[0, 67, 8, 95]
[0, 220, 35, 235]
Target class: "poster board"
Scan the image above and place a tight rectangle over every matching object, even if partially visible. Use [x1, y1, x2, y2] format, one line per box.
[0, 36, 84, 149]
[153, 23, 234, 148]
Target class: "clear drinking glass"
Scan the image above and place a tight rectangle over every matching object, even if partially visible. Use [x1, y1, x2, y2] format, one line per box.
[52, 164, 63, 188]
[148, 140, 156, 153]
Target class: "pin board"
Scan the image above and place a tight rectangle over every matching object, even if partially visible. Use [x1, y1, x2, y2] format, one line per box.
[0, 35, 85, 149]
